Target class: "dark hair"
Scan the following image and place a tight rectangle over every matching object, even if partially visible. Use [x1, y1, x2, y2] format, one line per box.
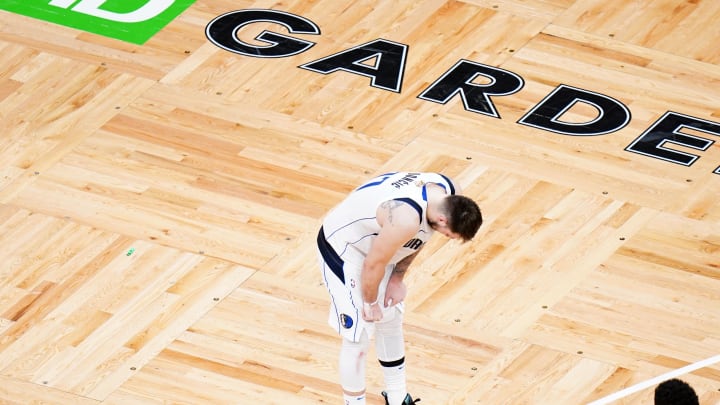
[445, 195, 483, 242]
[654, 379, 699, 405]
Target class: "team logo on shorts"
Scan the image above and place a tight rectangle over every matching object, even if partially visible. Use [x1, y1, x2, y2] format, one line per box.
[340, 314, 354, 329]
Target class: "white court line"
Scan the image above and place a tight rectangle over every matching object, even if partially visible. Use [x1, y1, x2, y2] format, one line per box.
[587, 354, 720, 405]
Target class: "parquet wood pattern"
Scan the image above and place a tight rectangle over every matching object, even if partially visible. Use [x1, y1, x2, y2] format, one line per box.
[0, 1, 718, 404]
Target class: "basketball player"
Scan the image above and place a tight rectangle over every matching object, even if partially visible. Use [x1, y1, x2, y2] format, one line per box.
[316, 172, 483, 405]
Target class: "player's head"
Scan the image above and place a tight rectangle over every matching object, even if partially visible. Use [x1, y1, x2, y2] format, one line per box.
[435, 195, 482, 242]
[654, 378, 699, 405]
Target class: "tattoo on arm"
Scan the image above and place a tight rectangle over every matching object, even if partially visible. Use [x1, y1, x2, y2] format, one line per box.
[380, 200, 406, 225]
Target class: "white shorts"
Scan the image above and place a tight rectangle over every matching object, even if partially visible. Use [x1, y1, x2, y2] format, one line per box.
[318, 251, 404, 342]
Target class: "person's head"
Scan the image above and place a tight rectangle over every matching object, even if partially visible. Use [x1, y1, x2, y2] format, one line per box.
[654, 378, 699, 405]
[430, 194, 482, 242]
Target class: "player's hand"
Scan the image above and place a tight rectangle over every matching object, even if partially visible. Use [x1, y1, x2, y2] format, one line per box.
[362, 301, 383, 322]
[384, 279, 407, 307]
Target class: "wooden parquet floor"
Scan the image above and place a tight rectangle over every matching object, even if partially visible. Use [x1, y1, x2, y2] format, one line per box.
[0, 1, 719, 404]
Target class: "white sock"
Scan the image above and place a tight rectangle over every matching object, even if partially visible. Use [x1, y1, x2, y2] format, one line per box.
[379, 357, 406, 404]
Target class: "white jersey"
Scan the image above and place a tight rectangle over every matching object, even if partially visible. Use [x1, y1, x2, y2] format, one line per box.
[321, 172, 456, 265]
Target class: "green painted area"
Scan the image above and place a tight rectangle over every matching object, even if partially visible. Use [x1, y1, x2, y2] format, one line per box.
[0, 0, 198, 44]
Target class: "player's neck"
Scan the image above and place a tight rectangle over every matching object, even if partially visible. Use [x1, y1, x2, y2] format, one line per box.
[425, 184, 448, 220]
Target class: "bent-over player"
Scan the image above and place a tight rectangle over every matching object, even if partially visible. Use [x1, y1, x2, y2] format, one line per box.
[317, 172, 483, 405]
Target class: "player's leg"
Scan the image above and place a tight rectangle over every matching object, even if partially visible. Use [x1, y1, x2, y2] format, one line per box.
[339, 330, 370, 404]
[374, 306, 409, 404]
[330, 261, 370, 403]
[317, 246, 373, 403]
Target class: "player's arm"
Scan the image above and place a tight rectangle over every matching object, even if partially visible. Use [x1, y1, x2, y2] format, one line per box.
[361, 200, 419, 316]
[390, 247, 421, 282]
[382, 247, 421, 307]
